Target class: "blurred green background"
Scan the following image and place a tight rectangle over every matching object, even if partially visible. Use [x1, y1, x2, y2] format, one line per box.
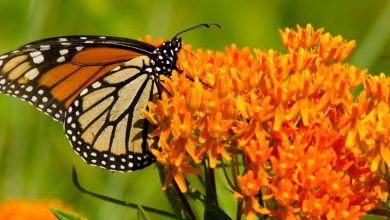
[0, 0, 389, 219]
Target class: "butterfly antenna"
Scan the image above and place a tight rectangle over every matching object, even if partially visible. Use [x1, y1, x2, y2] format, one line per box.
[174, 23, 221, 38]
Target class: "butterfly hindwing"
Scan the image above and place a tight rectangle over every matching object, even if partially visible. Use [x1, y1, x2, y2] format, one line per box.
[64, 56, 160, 172]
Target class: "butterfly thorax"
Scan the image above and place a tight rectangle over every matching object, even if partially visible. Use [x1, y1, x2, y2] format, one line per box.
[150, 37, 182, 78]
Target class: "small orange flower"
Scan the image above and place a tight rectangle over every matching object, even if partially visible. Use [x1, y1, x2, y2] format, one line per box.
[326, 198, 363, 220]
[302, 192, 330, 217]
[0, 199, 79, 220]
[151, 147, 201, 193]
[279, 24, 323, 50]
[142, 92, 177, 148]
[271, 179, 298, 207]
[197, 112, 232, 168]
[234, 171, 270, 220]
[318, 33, 356, 62]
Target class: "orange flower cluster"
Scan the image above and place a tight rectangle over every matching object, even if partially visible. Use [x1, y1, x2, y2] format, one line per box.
[0, 199, 79, 220]
[143, 24, 389, 219]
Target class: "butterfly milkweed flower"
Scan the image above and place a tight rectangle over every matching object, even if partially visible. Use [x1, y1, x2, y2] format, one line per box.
[143, 24, 389, 219]
[0, 199, 80, 220]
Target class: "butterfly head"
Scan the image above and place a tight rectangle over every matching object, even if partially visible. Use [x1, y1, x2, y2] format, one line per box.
[150, 24, 220, 77]
[152, 37, 182, 76]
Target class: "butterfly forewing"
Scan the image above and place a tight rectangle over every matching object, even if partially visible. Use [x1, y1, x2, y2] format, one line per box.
[0, 36, 156, 121]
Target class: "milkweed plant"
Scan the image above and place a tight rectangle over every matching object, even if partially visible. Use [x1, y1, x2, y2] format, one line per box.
[63, 24, 389, 219]
[142, 24, 390, 220]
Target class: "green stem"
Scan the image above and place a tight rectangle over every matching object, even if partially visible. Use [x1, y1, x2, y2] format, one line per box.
[235, 201, 243, 220]
[173, 181, 196, 220]
[208, 165, 217, 197]
[221, 158, 235, 189]
[186, 181, 231, 220]
[367, 208, 390, 217]
[72, 167, 177, 219]
[232, 152, 242, 220]
[203, 159, 218, 219]
[231, 152, 240, 188]
[157, 164, 194, 219]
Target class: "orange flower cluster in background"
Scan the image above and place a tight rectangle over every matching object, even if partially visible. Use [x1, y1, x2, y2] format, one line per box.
[143, 24, 389, 219]
[0, 199, 78, 220]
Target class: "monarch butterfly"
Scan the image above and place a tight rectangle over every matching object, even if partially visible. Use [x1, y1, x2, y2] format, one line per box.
[0, 24, 219, 172]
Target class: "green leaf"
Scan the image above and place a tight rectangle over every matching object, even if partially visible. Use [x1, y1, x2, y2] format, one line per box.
[350, 0, 390, 69]
[137, 205, 152, 220]
[50, 207, 83, 220]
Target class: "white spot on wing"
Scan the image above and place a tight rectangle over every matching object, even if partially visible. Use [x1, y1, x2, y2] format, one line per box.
[29, 51, 44, 64]
[92, 82, 101, 89]
[24, 68, 39, 80]
[26, 86, 33, 92]
[112, 66, 121, 72]
[29, 51, 41, 57]
[59, 49, 69, 55]
[57, 56, 65, 63]
[33, 55, 44, 64]
[80, 88, 89, 96]
[40, 45, 50, 50]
